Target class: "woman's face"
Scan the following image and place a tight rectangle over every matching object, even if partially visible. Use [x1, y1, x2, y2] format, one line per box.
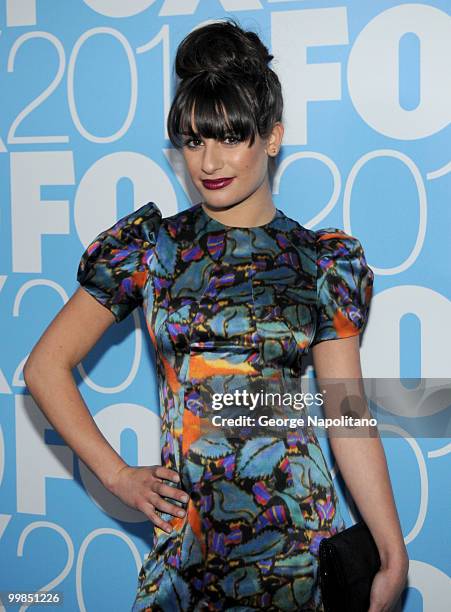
[181, 121, 281, 210]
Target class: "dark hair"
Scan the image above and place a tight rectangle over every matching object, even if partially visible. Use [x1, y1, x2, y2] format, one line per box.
[167, 18, 283, 149]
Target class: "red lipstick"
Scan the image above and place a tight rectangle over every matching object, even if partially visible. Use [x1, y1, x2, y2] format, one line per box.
[201, 177, 234, 190]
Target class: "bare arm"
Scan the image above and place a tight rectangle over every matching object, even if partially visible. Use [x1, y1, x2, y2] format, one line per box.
[23, 287, 127, 490]
[23, 287, 189, 534]
[312, 335, 409, 608]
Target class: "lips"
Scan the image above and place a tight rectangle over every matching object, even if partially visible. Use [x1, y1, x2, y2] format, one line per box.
[201, 177, 234, 190]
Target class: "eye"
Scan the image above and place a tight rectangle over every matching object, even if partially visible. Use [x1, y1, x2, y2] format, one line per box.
[183, 137, 203, 149]
[223, 134, 241, 145]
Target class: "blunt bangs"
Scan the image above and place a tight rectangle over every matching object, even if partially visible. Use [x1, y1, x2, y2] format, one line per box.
[168, 75, 258, 149]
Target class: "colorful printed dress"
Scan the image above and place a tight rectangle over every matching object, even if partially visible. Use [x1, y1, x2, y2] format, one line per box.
[77, 201, 374, 612]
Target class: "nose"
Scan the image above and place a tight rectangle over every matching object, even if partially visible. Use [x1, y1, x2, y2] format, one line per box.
[201, 140, 224, 175]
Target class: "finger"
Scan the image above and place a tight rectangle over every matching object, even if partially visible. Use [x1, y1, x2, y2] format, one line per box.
[150, 494, 187, 518]
[153, 482, 190, 504]
[155, 466, 180, 483]
[146, 505, 174, 534]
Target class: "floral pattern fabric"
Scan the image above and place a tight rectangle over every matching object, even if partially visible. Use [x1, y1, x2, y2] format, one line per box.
[77, 201, 374, 611]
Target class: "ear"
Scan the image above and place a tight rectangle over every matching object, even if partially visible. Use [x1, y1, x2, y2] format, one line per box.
[265, 122, 284, 156]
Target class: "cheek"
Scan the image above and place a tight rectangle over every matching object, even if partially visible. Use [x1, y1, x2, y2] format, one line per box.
[235, 151, 265, 173]
[184, 155, 198, 176]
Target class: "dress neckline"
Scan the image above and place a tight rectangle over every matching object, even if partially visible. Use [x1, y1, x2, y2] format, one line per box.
[197, 202, 282, 230]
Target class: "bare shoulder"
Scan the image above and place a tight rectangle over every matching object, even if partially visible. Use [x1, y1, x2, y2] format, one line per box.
[24, 286, 116, 377]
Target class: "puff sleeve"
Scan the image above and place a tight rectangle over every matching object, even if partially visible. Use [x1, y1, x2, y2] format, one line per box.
[76, 201, 162, 323]
[311, 228, 374, 346]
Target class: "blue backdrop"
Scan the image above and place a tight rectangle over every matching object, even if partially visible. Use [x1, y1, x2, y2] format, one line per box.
[1, 1, 450, 610]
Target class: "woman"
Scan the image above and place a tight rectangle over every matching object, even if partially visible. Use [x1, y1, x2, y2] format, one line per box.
[24, 18, 408, 612]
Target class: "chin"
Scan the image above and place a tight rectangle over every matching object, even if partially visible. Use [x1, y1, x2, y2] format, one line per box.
[201, 184, 255, 207]
[202, 192, 240, 206]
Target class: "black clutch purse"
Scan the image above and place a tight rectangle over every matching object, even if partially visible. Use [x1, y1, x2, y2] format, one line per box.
[318, 520, 381, 612]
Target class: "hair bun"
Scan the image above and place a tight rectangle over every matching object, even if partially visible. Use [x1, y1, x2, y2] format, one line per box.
[167, 18, 283, 151]
[175, 20, 273, 81]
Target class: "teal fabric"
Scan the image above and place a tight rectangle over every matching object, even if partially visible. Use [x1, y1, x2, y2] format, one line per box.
[77, 202, 374, 611]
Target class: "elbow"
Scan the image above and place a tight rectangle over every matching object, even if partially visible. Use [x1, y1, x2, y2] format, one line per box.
[23, 357, 36, 388]
[23, 351, 45, 389]
[23, 352, 72, 389]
